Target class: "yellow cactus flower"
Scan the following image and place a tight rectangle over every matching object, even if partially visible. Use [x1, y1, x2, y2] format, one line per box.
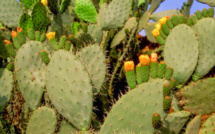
[11, 31, 17, 38]
[159, 17, 169, 25]
[41, 0, 48, 6]
[17, 27, 23, 32]
[124, 61, 134, 72]
[4, 40, 11, 45]
[46, 32, 56, 40]
[150, 53, 158, 63]
[139, 55, 150, 66]
[155, 23, 161, 31]
[152, 29, 160, 37]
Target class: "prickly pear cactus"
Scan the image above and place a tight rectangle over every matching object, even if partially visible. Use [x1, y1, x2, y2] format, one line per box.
[101, 0, 132, 29]
[78, 45, 106, 93]
[100, 59, 175, 133]
[192, 18, 215, 80]
[46, 50, 93, 130]
[199, 114, 215, 134]
[0, 68, 13, 112]
[164, 24, 199, 85]
[58, 120, 77, 134]
[26, 107, 57, 134]
[185, 115, 201, 134]
[0, 0, 23, 28]
[180, 78, 215, 115]
[15, 41, 47, 110]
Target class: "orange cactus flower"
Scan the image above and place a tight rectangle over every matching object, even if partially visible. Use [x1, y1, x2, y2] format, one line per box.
[152, 29, 160, 37]
[124, 61, 134, 72]
[150, 53, 158, 63]
[11, 31, 17, 38]
[46, 32, 56, 40]
[139, 55, 150, 66]
[17, 27, 23, 32]
[4, 40, 12, 45]
[159, 17, 169, 25]
[155, 23, 161, 31]
[41, 0, 48, 6]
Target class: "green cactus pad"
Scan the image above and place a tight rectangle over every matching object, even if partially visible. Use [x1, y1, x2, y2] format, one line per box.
[19, 13, 34, 34]
[100, 79, 168, 134]
[31, 2, 48, 33]
[15, 41, 47, 110]
[75, 0, 97, 23]
[78, 45, 106, 92]
[26, 107, 57, 134]
[181, 78, 215, 115]
[199, 114, 215, 134]
[48, 0, 58, 14]
[150, 10, 180, 22]
[111, 17, 137, 48]
[197, 0, 215, 6]
[164, 24, 198, 84]
[101, 0, 132, 29]
[137, 11, 151, 32]
[160, 111, 190, 134]
[192, 18, 215, 79]
[88, 25, 103, 44]
[20, 0, 39, 9]
[46, 50, 93, 130]
[0, 0, 23, 28]
[185, 115, 201, 134]
[59, 120, 77, 134]
[0, 69, 13, 112]
[5, 43, 16, 57]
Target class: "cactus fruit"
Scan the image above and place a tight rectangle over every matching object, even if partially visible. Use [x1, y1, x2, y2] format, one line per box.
[152, 113, 162, 129]
[26, 107, 57, 134]
[202, 8, 209, 17]
[15, 41, 47, 110]
[46, 32, 58, 50]
[17, 27, 26, 44]
[163, 96, 171, 112]
[139, 55, 150, 82]
[150, 53, 158, 79]
[46, 50, 93, 130]
[171, 15, 178, 26]
[163, 84, 171, 97]
[27, 29, 35, 40]
[124, 61, 136, 89]
[4, 41, 16, 57]
[35, 31, 41, 41]
[39, 50, 50, 65]
[157, 61, 167, 79]
[65, 41, 72, 51]
[0, 68, 13, 112]
[59, 36, 67, 49]
[136, 64, 143, 84]
[195, 10, 202, 20]
[208, 7, 214, 17]
[11, 31, 21, 49]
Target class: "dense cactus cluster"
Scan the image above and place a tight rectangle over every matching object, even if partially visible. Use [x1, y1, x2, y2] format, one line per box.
[0, 0, 215, 133]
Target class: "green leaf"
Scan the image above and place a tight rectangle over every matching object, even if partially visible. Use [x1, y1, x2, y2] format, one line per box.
[75, 0, 98, 23]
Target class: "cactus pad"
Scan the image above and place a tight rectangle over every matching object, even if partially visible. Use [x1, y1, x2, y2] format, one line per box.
[185, 115, 201, 134]
[46, 50, 93, 130]
[59, 120, 77, 134]
[100, 79, 169, 134]
[180, 78, 215, 115]
[75, 0, 98, 23]
[199, 114, 215, 134]
[111, 17, 137, 48]
[78, 45, 106, 93]
[164, 24, 198, 84]
[192, 18, 215, 79]
[160, 111, 190, 134]
[0, 0, 23, 28]
[87, 25, 103, 44]
[101, 0, 132, 29]
[31, 2, 48, 33]
[0, 69, 13, 112]
[26, 107, 57, 134]
[15, 41, 47, 110]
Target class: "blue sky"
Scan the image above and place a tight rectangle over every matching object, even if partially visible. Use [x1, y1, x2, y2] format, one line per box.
[139, 0, 211, 36]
